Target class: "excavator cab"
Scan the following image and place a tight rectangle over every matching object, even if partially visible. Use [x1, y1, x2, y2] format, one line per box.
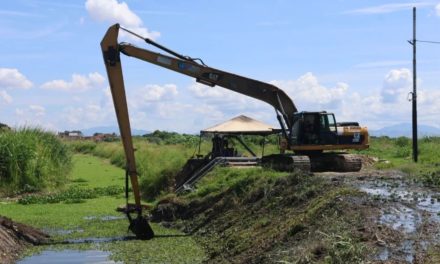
[291, 112, 338, 146]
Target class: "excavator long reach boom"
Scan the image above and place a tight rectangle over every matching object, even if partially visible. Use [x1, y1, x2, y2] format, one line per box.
[100, 24, 368, 238]
[100, 23, 299, 239]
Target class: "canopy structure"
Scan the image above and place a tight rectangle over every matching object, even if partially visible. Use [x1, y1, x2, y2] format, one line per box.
[201, 115, 277, 135]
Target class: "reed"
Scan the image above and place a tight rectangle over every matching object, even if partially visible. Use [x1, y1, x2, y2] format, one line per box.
[0, 127, 72, 194]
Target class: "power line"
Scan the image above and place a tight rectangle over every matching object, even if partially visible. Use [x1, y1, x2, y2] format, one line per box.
[417, 40, 440, 44]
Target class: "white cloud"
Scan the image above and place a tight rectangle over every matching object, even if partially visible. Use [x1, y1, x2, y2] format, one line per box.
[40, 72, 105, 92]
[0, 68, 33, 89]
[14, 105, 47, 126]
[130, 84, 178, 109]
[271, 72, 349, 110]
[189, 82, 225, 98]
[29, 105, 46, 117]
[381, 68, 412, 103]
[142, 84, 177, 101]
[345, 2, 433, 15]
[188, 82, 260, 111]
[0, 90, 12, 104]
[62, 104, 108, 126]
[85, 0, 160, 40]
[436, 3, 440, 16]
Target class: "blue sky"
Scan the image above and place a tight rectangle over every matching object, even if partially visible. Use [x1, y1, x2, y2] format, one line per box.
[0, 0, 439, 133]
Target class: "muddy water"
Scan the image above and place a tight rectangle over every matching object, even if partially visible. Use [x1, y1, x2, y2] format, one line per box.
[17, 249, 121, 264]
[356, 177, 440, 263]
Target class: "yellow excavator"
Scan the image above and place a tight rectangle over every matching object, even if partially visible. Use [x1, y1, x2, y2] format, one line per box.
[100, 24, 369, 239]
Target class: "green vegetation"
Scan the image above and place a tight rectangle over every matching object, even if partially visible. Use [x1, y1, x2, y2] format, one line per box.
[0, 128, 72, 195]
[3, 131, 439, 263]
[185, 167, 287, 199]
[68, 139, 198, 200]
[18, 185, 123, 204]
[1, 154, 206, 263]
[143, 130, 200, 146]
[68, 133, 280, 200]
[155, 168, 368, 263]
[358, 136, 440, 186]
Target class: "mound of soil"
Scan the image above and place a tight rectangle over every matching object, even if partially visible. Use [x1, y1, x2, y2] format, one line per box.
[0, 216, 50, 264]
[152, 173, 383, 263]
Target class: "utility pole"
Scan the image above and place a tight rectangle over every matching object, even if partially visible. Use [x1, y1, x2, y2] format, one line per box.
[407, 7, 440, 162]
[409, 7, 418, 162]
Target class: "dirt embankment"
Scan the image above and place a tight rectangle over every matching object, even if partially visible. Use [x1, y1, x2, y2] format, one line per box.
[152, 165, 440, 263]
[0, 216, 50, 264]
[152, 172, 384, 263]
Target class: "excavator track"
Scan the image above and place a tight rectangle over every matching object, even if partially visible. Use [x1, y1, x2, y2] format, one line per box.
[261, 153, 362, 173]
[261, 154, 311, 172]
[309, 153, 362, 172]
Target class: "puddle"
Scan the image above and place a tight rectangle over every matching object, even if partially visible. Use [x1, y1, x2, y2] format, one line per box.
[355, 178, 440, 263]
[17, 249, 121, 264]
[84, 215, 125, 221]
[380, 205, 421, 233]
[358, 180, 440, 226]
[377, 248, 389, 261]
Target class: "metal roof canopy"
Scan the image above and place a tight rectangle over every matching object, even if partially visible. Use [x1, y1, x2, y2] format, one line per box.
[201, 115, 278, 136]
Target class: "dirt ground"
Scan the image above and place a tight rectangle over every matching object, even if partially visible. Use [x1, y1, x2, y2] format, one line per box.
[153, 160, 440, 263]
[0, 216, 50, 264]
[325, 168, 440, 263]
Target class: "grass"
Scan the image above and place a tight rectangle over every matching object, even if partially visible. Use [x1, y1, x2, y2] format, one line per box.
[68, 139, 198, 200]
[163, 168, 369, 263]
[357, 136, 440, 186]
[3, 133, 439, 262]
[0, 154, 206, 263]
[68, 135, 282, 201]
[0, 128, 72, 195]
[185, 167, 288, 199]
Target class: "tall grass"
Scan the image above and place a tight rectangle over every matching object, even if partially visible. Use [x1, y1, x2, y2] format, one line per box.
[69, 139, 197, 200]
[0, 128, 72, 195]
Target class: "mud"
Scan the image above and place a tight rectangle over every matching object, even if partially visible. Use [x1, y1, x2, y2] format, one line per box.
[152, 164, 439, 263]
[323, 169, 440, 263]
[0, 216, 50, 264]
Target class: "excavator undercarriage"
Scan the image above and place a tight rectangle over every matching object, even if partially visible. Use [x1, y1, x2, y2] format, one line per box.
[261, 153, 362, 173]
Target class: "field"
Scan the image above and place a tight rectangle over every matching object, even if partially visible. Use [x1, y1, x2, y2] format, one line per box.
[1, 132, 440, 263]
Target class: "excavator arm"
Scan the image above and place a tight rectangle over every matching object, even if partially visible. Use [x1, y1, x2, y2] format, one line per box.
[101, 24, 154, 239]
[100, 23, 300, 239]
[103, 24, 297, 128]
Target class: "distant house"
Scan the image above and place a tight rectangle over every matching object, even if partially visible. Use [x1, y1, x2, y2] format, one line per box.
[58, 130, 83, 140]
[92, 132, 118, 142]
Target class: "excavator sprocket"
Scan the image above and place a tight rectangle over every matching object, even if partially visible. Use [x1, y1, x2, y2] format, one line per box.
[309, 153, 362, 172]
[261, 154, 311, 172]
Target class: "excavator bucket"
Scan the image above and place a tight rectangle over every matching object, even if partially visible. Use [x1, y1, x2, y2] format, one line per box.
[128, 214, 154, 240]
